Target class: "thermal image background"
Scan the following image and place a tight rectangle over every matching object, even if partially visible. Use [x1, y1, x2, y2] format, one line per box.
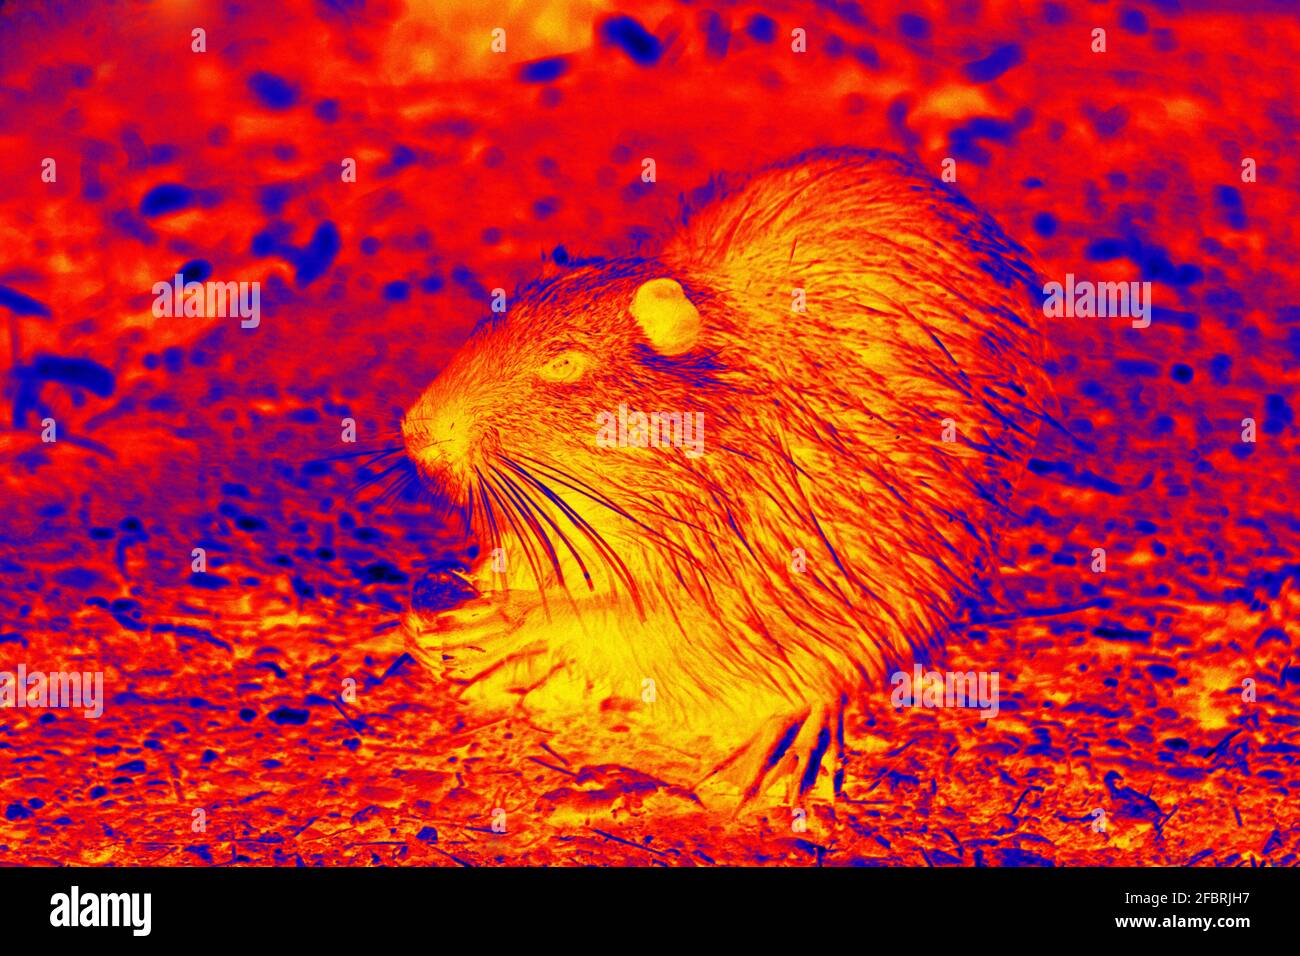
[1, 0, 1298, 865]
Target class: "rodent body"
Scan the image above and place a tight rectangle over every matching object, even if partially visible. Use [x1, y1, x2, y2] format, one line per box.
[402, 148, 1050, 802]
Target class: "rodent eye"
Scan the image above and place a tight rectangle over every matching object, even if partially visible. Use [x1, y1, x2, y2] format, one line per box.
[539, 349, 590, 383]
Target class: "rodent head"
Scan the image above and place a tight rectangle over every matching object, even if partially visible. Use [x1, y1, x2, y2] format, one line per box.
[402, 260, 724, 531]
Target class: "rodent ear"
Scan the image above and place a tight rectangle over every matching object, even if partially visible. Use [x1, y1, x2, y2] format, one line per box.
[630, 278, 701, 355]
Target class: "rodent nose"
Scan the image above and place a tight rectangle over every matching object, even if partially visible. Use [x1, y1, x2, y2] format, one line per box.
[403, 399, 477, 494]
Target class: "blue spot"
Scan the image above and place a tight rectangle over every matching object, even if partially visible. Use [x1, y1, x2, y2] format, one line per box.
[315, 99, 339, 122]
[1088, 104, 1129, 138]
[421, 274, 444, 294]
[121, 128, 147, 169]
[747, 13, 776, 43]
[357, 562, 407, 585]
[1114, 359, 1159, 377]
[390, 144, 416, 169]
[6, 803, 31, 821]
[995, 847, 1054, 867]
[251, 220, 294, 258]
[1026, 459, 1125, 495]
[898, 13, 931, 39]
[1151, 306, 1198, 330]
[1265, 394, 1293, 434]
[1033, 212, 1057, 237]
[248, 72, 297, 110]
[702, 11, 730, 58]
[292, 222, 340, 287]
[1085, 238, 1125, 261]
[179, 259, 211, 284]
[150, 143, 178, 164]
[0, 284, 52, 317]
[822, 0, 868, 26]
[383, 280, 409, 302]
[1119, 8, 1149, 33]
[111, 209, 156, 244]
[54, 567, 101, 589]
[267, 707, 310, 725]
[451, 264, 487, 300]
[962, 44, 1023, 83]
[158, 347, 182, 375]
[887, 97, 918, 147]
[1141, 250, 1175, 281]
[139, 183, 193, 217]
[1171, 363, 1193, 383]
[533, 196, 560, 219]
[482, 227, 502, 245]
[1216, 185, 1247, 229]
[360, 236, 381, 255]
[854, 45, 880, 69]
[518, 57, 568, 82]
[81, 163, 105, 201]
[966, 116, 1016, 141]
[601, 15, 662, 66]
[947, 116, 1018, 165]
[948, 137, 989, 165]
[1209, 353, 1232, 385]
[259, 183, 293, 215]
[33, 356, 114, 396]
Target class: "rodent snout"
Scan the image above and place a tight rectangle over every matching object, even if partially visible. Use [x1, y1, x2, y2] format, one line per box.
[402, 395, 480, 499]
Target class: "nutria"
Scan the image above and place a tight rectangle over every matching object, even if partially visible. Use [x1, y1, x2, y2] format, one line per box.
[400, 148, 1051, 805]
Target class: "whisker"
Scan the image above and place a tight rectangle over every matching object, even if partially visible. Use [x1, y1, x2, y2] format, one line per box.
[475, 476, 505, 574]
[487, 469, 562, 582]
[305, 443, 406, 466]
[372, 465, 425, 512]
[492, 466, 594, 592]
[478, 467, 550, 606]
[497, 457, 645, 616]
[510, 454, 703, 565]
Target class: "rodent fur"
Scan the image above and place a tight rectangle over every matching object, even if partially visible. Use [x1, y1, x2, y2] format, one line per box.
[401, 147, 1051, 801]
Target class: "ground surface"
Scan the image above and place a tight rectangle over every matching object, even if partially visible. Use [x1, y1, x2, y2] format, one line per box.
[1, 0, 1298, 865]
